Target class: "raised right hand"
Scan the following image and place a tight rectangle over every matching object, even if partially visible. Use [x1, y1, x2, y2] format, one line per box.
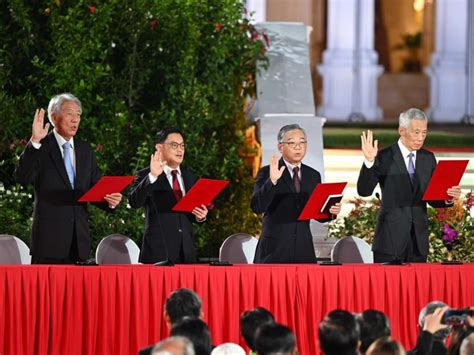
[269, 154, 285, 185]
[361, 130, 378, 162]
[31, 108, 50, 143]
[423, 306, 448, 334]
[150, 146, 167, 178]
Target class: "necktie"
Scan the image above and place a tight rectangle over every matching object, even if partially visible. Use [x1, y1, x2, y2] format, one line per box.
[171, 170, 183, 201]
[63, 142, 75, 188]
[293, 166, 301, 193]
[408, 153, 415, 186]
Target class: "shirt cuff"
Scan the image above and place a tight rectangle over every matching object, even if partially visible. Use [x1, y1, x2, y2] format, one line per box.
[148, 173, 158, 184]
[31, 140, 42, 149]
[364, 159, 375, 169]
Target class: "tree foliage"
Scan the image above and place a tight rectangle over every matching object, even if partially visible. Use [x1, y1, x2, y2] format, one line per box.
[0, 0, 267, 257]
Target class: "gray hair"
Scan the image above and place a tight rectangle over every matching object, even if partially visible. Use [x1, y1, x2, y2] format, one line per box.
[277, 124, 307, 143]
[151, 336, 195, 355]
[47, 93, 82, 126]
[418, 301, 450, 341]
[399, 108, 427, 129]
[211, 343, 246, 355]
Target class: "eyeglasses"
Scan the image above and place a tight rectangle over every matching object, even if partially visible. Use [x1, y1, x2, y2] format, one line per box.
[281, 141, 307, 149]
[164, 142, 186, 150]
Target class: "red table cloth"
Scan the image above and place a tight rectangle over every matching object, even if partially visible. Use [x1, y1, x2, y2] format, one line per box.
[0, 263, 472, 355]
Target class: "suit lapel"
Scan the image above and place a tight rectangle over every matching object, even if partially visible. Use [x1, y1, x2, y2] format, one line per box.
[391, 144, 413, 188]
[414, 150, 430, 195]
[181, 168, 195, 193]
[75, 141, 86, 190]
[279, 158, 296, 193]
[300, 164, 314, 194]
[47, 133, 73, 189]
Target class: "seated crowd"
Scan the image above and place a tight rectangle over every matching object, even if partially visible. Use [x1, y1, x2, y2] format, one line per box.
[139, 288, 474, 355]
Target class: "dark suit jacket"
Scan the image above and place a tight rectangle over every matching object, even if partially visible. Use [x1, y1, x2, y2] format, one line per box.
[357, 144, 448, 257]
[251, 159, 322, 263]
[128, 167, 199, 264]
[14, 132, 107, 259]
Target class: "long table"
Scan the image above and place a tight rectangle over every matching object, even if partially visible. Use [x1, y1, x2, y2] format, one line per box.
[0, 264, 472, 355]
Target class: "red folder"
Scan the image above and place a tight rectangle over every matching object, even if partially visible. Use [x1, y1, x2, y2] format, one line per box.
[422, 160, 469, 201]
[172, 178, 229, 212]
[78, 176, 135, 202]
[298, 182, 347, 221]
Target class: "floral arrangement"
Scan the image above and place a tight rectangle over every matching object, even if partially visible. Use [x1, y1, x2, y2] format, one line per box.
[328, 193, 474, 262]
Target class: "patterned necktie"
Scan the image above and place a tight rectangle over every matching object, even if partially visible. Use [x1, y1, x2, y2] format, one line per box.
[171, 170, 183, 201]
[63, 142, 75, 188]
[293, 166, 301, 193]
[408, 153, 415, 186]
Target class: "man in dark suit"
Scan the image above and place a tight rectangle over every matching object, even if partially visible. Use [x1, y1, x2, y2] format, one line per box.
[14, 93, 122, 264]
[128, 128, 208, 264]
[251, 124, 341, 263]
[357, 108, 461, 263]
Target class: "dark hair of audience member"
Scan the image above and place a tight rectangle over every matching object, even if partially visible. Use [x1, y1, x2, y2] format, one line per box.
[155, 127, 184, 144]
[365, 336, 405, 355]
[254, 323, 296, 355]
[357, 309, 391, 353]
[170, 317, 212, 355]
[240, 307, 275, 351]
[165, 288, 202, 325]
[318, 309, 360, 355]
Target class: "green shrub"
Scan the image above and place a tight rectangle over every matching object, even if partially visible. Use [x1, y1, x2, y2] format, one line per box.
[329, 194, 474, 262]
[0, 0, 266, 258]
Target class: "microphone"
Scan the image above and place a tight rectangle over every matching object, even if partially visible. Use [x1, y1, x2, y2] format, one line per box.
[375, 192, 404, 265]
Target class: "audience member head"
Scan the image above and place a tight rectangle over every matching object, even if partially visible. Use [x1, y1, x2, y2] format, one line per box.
[210, 343, 246, 355]
[254, 322, 297, 355]
[165, 288, 202, 327]
[151, 336, 195, 355]
[319, 309, 360, 355]
[418, 301, 450, 341]
[365, 336, 405, 355]
[170, 317, 212, 355]
[357, 309, 391, 353]
[240, 307, 275, 351]
[460, 332, 474, 355]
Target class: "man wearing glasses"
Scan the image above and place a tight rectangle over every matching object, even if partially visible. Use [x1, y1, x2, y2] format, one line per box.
[251, 124, 341, 263]
[129, 127, 208, 264]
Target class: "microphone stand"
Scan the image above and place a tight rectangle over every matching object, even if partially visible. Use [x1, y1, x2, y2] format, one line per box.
[375, 193, 404, 265]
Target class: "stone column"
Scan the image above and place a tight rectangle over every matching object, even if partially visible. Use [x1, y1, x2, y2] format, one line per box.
[244, 0, 266, 23]
[425, 0, 468, 122]
[462, 0, 474, 123]
[318, 0, 383, 121]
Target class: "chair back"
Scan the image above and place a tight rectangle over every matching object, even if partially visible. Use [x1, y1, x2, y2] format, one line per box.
[0, 234, 31, 264]
[219, 233, 258, 264]
[331, 236, 373, 263]
[96, 234, 140, 265]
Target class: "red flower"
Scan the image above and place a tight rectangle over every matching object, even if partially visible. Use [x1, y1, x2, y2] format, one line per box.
[249, 28, 258, 41]
[262, 32, 270, 47]
[19, 139, 28, 145]
[214, 23, 222, 32]
[89, 5, 96, 14]
[96, 144, 104, 152]
[149, 19, 157, 30]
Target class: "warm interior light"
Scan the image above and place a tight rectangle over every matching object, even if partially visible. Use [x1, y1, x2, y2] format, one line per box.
[413, 0, 425, 12]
